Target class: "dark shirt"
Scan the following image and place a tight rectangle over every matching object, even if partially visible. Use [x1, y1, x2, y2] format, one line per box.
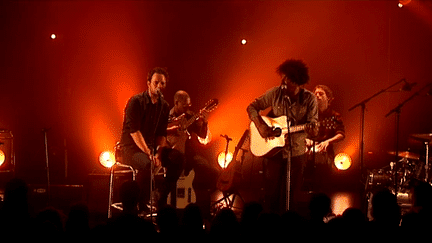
[120, 91, 169, 153]
[312, 108, 345, 159]
[169, 108, 208, 171]
[247, 86, 318, 157]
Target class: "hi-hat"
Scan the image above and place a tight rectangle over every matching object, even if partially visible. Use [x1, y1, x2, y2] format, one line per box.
[411, 133, 432, 142]
[388, 151, 420, 160]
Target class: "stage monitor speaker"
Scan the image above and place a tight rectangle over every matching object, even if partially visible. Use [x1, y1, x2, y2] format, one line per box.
[0, 129, 14, 173]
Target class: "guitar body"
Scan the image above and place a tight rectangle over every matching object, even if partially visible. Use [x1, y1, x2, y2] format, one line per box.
[216, 162, 241, 192]
[167, 115, 189, 153]
[249, 116, 288, 157]
[167, 169, 196, 209]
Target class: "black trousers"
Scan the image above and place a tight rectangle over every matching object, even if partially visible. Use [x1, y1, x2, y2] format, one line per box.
[123, 147, 184, 209]
[262, 153, 307, 215]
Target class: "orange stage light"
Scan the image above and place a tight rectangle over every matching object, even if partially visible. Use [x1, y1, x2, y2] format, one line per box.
[99, 151, 116, 168]
[334, 153, 352, 170]
[218, 151, 233, 169]
[0, 150, 5, 167]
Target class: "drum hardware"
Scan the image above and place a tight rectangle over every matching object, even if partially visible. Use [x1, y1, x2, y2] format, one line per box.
[367, 156, 420, 193]
[410, 133, 432, 182]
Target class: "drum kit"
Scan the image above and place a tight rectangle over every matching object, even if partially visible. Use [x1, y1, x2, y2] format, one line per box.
[367, 133, 432, 193]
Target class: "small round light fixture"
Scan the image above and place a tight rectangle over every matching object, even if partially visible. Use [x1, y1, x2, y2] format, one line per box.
[99, 151, 116, 168]
[218, 151, 233, 169]
[0, 150, 5, 167]
[334, 153, 352, 170]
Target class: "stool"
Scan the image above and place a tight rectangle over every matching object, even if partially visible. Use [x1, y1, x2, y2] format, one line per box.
[108, 142, 166, 218]
[107, 162, 137, 218]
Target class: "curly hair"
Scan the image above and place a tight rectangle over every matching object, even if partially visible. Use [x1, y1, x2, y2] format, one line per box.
[147, 67, 169, 82]
[276, 59, 309, 85]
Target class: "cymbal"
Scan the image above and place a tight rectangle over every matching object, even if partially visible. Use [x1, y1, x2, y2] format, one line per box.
[388, 151, 420, 160]
[411, 133, 432, 142]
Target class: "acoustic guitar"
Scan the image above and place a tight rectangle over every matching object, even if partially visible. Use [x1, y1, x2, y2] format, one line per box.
[167, 98, 218, 153]
[249, 116, 336, 157]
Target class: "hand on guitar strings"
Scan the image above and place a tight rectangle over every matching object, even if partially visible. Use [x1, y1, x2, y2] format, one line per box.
[305, 122, 319, 137]
[259, 124, 282, 139]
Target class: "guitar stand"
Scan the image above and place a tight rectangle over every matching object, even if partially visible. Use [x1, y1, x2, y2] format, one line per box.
[211, 189, 245, 216]
[212, 131, 249, 216]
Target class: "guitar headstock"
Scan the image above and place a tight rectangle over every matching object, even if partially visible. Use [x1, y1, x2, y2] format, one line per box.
[203, 98, 219, 112]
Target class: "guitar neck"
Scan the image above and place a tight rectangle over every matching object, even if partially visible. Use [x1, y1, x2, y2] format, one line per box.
[183, 111, 201, 129]
[283, 124, 307, 133]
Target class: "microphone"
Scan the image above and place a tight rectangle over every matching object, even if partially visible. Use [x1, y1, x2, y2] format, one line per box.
[400, 79, 417, 91]
[157, 89, 164, 99]
[281, 84, 292, 104]
[42, 127, 52, 132]
[220, 134, 232, 141]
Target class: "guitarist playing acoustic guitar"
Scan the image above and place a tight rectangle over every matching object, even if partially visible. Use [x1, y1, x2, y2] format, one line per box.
[167, 90, 219, 217]
[247, 59, 318, 216]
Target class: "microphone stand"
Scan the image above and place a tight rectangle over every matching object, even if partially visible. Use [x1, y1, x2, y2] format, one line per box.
[348, 78, 406, 181]
[385, 83, 432, 194]
[42, 128, 51, 206]
[284, 96, 293, 212]
[150, 90, 165, 221]
[349, 78, 406, 213]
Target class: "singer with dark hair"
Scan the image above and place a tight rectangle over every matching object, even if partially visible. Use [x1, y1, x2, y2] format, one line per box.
[247, 59, 318, 215]
[120, 67, 183, 212]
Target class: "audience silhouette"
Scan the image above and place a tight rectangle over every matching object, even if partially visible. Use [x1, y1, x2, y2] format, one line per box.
[1, 177, 431, 241]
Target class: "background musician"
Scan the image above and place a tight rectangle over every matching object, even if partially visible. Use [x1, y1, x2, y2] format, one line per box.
[167, 90, 217, 218]
[305, 84, 345, 193]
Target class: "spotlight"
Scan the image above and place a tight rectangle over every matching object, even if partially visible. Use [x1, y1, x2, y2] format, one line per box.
[334, 153, 352, 170]
[99, 151, 116, 168]
[218, 151, 233, 169]
[241, 39, 247, 45]
[51, 34, 56, 39]
[0, 150, 4, 167]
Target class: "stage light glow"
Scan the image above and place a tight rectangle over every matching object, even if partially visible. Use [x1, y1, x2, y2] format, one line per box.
[398, 0, 411, 8]
[99, 151, 116, 168]
[51, 34, 56, 39]
[241, 39, 247, 45]
[331, 192, 352, 216]
[334, 153, 352, 170]
[0, 150, 4, 166]
[218, 151, 233, 169]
